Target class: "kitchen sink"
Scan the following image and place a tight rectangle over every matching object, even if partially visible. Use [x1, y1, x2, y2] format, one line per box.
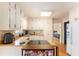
[27, 40, 49, 45]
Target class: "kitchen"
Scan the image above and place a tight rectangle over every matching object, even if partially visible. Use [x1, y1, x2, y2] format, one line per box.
[0, 2, 78, 56]
[0, 2, 55, 56]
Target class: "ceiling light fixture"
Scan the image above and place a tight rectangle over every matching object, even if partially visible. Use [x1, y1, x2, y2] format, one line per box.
[40, 11, 52, 16]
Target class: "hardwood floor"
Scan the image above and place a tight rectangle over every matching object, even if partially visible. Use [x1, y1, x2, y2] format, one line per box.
[48, 38, 68, 56]
[58, 44, 67, 56]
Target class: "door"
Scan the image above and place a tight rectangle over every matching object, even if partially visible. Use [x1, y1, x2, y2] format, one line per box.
[64, 21, 69, 45]
[64, 21, 72, 55]
[9, 3, 16, 29]
[15, 5, 21, 30]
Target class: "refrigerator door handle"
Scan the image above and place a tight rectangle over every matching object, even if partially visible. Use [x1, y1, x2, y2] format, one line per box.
[70, 26, 72, 45]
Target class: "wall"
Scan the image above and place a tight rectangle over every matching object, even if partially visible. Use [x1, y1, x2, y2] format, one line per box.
[27, 17, 53, 40]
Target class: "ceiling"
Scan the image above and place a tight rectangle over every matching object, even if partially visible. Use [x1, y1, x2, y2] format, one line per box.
[17, 2, 79, 19]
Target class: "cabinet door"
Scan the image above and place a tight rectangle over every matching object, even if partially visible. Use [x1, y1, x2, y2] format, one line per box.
[21, 16, 27, 30]
[0, 3, 9, 30]
[9, 3, 16, 30]
[15, 6, 21, 30]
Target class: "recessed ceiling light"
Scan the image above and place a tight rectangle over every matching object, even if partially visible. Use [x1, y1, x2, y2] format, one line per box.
[40, 11, 52, 16]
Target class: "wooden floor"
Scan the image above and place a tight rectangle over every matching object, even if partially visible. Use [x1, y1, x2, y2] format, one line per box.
[48, 38, 68, 56]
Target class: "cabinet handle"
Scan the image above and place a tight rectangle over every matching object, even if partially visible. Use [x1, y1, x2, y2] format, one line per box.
[9, 2, 11, 29]
[14, 24, 16, 28]
[70, 27, 72, 45]
[9, 24, 11, 28]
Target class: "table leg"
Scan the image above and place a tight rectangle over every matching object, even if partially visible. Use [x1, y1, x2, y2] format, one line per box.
[56, 47, 58, 56]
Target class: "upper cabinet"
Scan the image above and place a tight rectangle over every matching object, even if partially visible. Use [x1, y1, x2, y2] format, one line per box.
[0, 2, 27, 30]
[0, 3, 9, 30]
[20, 12, 27, 30]
[9, 2, 16, 30]
[15, 4, 21, 30]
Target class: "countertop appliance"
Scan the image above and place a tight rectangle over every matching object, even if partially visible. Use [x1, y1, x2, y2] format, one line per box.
[3, 33, 15, 44]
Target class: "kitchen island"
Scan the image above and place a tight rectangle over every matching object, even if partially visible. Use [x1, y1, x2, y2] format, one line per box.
[21, 40, 58, 56]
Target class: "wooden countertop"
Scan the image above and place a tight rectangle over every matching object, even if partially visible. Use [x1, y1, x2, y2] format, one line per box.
[22, 44, 57, 50]
[19, 37, 59, 49]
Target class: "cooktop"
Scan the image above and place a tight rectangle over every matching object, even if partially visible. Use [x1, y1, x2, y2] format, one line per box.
[27, 40, 49, 45]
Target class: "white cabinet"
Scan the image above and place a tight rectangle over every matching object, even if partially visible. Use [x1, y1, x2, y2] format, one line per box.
[11, 3, 26, 30]
[10, 3, 21, 30]
[0, 2, 27, 30]
[9, 3, 16, 30]
[0, 2, 16, 30]
[21, 14, 27, 30]
[15, 5, 21, 30]
[0, 3, 9, 30]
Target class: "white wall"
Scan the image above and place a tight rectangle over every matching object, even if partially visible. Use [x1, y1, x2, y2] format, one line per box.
[27, 17, 53, 40]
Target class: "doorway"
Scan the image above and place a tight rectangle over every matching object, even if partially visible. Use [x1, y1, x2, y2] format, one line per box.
[64, 21, 69, 46]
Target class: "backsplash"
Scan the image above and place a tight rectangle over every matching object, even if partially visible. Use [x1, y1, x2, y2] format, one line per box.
[25, 30, 44, 36]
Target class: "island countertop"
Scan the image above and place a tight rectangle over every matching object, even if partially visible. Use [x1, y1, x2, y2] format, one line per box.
[21, 40, 58, 56]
